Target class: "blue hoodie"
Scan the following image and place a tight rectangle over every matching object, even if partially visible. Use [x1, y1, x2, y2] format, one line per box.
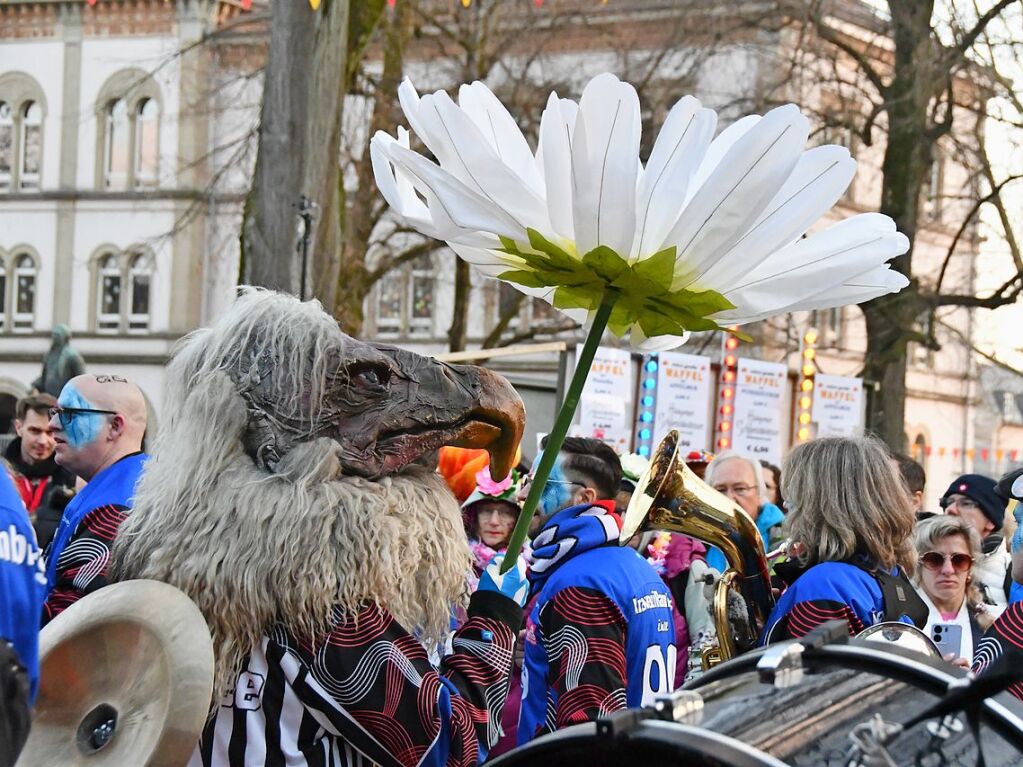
[705, 501, 784, 574]
[0, 469, 46, 702]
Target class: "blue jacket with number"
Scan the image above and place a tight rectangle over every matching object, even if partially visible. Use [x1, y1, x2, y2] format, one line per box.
[518, 502, 676, 744]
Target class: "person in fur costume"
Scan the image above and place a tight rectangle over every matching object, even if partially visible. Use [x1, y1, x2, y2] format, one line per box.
[111, 289, 529, 767]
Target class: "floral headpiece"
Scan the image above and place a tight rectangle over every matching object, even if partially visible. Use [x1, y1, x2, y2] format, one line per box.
[461, 466, 523, 510]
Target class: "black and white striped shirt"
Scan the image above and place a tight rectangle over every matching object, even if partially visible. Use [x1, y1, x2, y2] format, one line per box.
[190, 592, 519, 767]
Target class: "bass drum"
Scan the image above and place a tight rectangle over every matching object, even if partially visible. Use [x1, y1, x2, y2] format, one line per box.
[491, 637, 1023, 767]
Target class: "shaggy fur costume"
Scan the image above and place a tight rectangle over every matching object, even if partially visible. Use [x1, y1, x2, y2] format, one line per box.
[111, 292, 472, 703]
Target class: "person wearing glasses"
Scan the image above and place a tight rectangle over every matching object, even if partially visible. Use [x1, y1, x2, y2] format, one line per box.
[516, 436, 676, 745]
[760, 437, 927, 644]
[41, 374, 148, 624]
[939, 474, 1010, 615]
[703, 451, 785, 573]
[912, 515, 993, 665]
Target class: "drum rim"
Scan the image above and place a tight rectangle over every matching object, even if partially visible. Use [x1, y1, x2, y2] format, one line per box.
[487, 720, 790, 767]
[687, 639, 1023, 753]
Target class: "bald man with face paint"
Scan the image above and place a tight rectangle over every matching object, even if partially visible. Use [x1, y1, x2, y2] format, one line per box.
[41, 374, 148, 624]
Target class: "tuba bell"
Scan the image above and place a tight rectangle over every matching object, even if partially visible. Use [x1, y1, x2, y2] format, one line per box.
[621, 429, 775, 665]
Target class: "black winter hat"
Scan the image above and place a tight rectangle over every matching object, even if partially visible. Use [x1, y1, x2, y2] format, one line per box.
[941, 473, 1006, 530]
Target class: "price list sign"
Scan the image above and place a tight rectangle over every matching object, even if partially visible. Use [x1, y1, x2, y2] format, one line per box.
[732, 358, 786, 464]
[653, 352, 712, 452]
[813, 374, 864, 437]
[575, 346, 633, 453]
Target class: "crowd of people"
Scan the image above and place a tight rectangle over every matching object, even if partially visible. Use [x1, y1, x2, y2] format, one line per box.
[2, 357, 1023, 765]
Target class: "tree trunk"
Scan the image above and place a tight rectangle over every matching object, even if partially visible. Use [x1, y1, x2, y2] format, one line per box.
[861, 0, 935, 450]
[242, 0, 350, 300]
[334, 0, 408, 334]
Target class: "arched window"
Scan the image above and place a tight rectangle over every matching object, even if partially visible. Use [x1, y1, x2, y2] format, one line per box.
[409, 254, 434, 333]
[128, 252, 152, 331]
[104, 99, 129, 189]
[97, 253, 121, 332]
[12, 254, 35, 331]
[0, 73, 46, 191]
[19, 102, 41, 190]
[133, 98, 158, 187]
[95, 71, 161, 190]
[0, 102, 12, 191]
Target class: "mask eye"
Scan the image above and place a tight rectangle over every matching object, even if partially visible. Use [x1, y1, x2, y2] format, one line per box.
[353, 366, 389, 390]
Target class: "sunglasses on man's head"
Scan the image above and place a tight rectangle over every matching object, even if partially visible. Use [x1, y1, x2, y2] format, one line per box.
[48, 406, 118, 429]
[919, 551, 973, 573]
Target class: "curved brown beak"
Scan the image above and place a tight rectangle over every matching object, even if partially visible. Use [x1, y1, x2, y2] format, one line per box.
[448, 367, 524, 481]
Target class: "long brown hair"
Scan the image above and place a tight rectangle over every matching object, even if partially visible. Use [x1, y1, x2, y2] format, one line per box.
[782, 436, 916, 573]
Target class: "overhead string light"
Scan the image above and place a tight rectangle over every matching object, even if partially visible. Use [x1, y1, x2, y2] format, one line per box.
[796, 328, 817, 443]
[715, 327, 740, 451]
[634, 354, 659, 457]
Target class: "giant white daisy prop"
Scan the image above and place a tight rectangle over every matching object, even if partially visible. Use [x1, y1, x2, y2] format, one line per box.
[371, 73, 909, 567]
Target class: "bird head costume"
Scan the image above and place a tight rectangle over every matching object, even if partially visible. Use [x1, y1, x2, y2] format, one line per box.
[112, 289, 524, 702]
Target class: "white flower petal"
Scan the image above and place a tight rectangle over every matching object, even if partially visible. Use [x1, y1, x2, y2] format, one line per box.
[715, 216, 909, 321]
[424, 91, 550, 233]
[698, 145, 857, 286]
[371, 131, 452, 241]
[458, 81, 543, 195]
[684, 114, 761, 206]
[571, 73, 642, 256]
[539, 94, 580, 243]
[665, 105, 809, 286]
[630, 324, 690, 352]
[381, 139, 527, 241]
[634, 96, 716, 259]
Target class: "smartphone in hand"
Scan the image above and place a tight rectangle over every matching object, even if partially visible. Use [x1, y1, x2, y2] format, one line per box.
[931, 623, 963, 660]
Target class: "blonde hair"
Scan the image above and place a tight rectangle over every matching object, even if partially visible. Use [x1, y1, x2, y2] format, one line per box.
[782, 436, 915, 572]
[913, 514, 983, 607]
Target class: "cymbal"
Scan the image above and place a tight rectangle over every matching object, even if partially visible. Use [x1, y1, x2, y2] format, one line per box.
[18, 579, 214, 767]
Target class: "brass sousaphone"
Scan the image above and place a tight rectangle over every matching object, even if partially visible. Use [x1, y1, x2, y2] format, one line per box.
[621, 429, 775, 663]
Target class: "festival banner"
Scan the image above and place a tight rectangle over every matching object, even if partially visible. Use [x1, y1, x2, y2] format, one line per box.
[575, 346, 633, 453]
[732, 358, 786, 464]
[653, 352, 712, 451]
[812, 374, 864, 438]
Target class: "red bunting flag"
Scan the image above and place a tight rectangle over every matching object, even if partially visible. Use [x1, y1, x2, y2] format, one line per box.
[924, 446, 933, 456]
[981, 449, 989, 461]
[952, 448, 961, 459]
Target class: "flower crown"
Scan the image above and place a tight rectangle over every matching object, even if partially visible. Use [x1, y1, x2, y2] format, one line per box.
[466, 465, 522, 505]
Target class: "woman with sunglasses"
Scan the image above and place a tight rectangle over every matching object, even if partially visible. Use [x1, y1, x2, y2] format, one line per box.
[913, 515, 993, 664]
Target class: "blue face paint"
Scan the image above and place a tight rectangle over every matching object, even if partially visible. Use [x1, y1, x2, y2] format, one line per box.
[1011, 503, 1023, 555]
[531, 451, 575, 519]
[57, 385, 104, 449]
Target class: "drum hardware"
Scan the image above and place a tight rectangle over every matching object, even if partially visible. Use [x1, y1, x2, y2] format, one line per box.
[652, 689, 704, 726]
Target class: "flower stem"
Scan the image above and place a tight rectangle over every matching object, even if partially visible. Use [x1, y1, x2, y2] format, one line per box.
[500, 289, 620, 574]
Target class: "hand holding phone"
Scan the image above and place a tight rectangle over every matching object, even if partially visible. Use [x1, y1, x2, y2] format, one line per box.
[931, 623, 963, 660]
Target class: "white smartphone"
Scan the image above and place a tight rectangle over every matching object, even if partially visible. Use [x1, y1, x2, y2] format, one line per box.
[931, 623, 963, 659]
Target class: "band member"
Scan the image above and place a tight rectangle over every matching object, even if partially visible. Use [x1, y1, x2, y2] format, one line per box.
[761, 436, 926, 643]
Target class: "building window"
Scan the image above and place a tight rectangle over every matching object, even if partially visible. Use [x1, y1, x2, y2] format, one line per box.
[127, 253, 152, 331]
[0, 102, 12, 191]
[811, 307, 843, 347]
[104, 99, 130, 190]
[923, 153, 944, 223]
[19, 102, 41, 190]
[96, 71, 161, 190]
[0, 75, 45, 192]
[134, 98, 159, 188]
[409, 255, 434, 331]
[372, 254, 436, 337]
[12, 254, 35, 331]
[97, 254, 122, 332]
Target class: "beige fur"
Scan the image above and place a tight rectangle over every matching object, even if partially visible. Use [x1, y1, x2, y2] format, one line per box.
[112, 292, 471, 704]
